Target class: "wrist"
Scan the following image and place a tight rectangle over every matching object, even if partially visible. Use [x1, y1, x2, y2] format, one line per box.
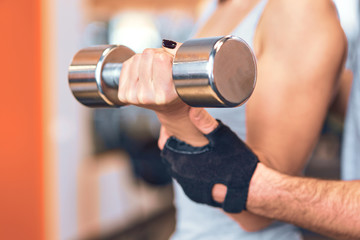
[211, 163, 266, 205]
[246, 163, 284, 212]
[156, 105, 209, 147]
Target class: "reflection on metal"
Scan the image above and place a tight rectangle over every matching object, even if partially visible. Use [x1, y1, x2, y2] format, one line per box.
[173, 35, 257, 107]
[68, 45, 135, 107]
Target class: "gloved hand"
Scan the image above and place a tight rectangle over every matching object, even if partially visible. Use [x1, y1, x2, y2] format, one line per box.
[160, 108, 259, 213]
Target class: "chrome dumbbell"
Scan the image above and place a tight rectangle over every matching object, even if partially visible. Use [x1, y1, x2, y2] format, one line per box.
[68, 35, 256, 108]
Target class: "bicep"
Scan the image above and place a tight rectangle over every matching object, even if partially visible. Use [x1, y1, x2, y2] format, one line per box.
[246, 29, 346, 174]
[226, 1, 347, 230]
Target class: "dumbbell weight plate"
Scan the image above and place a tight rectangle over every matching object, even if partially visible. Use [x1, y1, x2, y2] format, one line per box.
[69, 45, 135, 107]
[173, 35, 256, 107]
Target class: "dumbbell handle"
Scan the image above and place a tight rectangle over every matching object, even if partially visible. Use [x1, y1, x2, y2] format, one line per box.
[102, 63, 123, 89]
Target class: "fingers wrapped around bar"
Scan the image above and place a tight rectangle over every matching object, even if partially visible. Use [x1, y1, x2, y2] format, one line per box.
[117, 48, 180, 111]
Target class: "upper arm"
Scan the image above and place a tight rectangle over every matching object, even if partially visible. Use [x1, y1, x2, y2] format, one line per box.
[246, 0, 347, 174]
[229, 1, 347, 232]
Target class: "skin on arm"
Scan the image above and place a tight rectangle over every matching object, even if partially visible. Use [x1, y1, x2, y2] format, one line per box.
[187, 109, 360, 239]
[157, 0, 347, 232]
[247, 0, 346, 174]
[248, 163, 360, 240]
[118, 0, 347, 232]
[224, 0, 348, 231]
[211, 163, 360, 239]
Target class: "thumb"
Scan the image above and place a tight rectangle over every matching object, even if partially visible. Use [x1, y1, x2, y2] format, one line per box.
[162, 39, 182, 57]
[158, 125, 171, 150]
[189, 108, 219, 135]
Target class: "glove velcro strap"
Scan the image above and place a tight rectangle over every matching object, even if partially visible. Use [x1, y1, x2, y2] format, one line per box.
[222, 185, 249, 213]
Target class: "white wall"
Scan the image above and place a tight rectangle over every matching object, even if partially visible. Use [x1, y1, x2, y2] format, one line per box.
[45, 0, 92, 239]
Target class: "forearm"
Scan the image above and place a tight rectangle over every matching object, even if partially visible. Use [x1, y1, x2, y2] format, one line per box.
[223, 150, 286, 231]
[158, 108, 276, 231]
[247, 163, 360, 239]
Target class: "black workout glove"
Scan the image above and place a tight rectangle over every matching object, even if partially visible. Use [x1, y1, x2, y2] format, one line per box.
[161, 120, 259, 213]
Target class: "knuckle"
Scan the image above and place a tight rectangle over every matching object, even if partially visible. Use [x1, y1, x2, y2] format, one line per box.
[153, 52, 167, 63]
[158, 52, 172, 63]
[125, 90, 136, 104]
[165, 89, 178, 103]
[129, 93, 138, 104]
[137, 88, 150, 105]
[140, 96, 152, 105]
[140, 98, 150, 105]
[121, 61, 131, 74]
[133, 53, 142, 62]
[118, 74, 128, 90]
[155, 93, 166, 105]
[142, 48, 155, 57]
[121, 61, 128, 70]
[118, 91, 126, 103]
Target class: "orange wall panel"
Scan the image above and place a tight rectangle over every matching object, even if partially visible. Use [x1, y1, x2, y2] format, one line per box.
[0, 0, 44, 239]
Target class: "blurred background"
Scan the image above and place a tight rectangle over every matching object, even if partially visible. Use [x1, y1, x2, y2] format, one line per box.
[0, 0, 358, 240]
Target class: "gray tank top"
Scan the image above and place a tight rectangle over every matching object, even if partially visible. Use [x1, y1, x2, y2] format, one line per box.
[342, 63, 360, 180]
[171, 0, 302, 239]
[340, 0, 360, 180]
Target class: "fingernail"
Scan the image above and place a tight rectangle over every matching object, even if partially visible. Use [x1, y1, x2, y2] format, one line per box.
[162, 39, 177, 49]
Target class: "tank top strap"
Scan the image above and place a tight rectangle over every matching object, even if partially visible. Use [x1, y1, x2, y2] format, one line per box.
[232, 0, 269, 48]
[192, 0, 269, 48]
[190, 0, 218, 37]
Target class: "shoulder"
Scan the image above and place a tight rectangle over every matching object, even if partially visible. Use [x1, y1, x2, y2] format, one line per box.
[266, 0, 338, 15]
[262, 0, 340, 28]
[256, 0, 346, 63]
